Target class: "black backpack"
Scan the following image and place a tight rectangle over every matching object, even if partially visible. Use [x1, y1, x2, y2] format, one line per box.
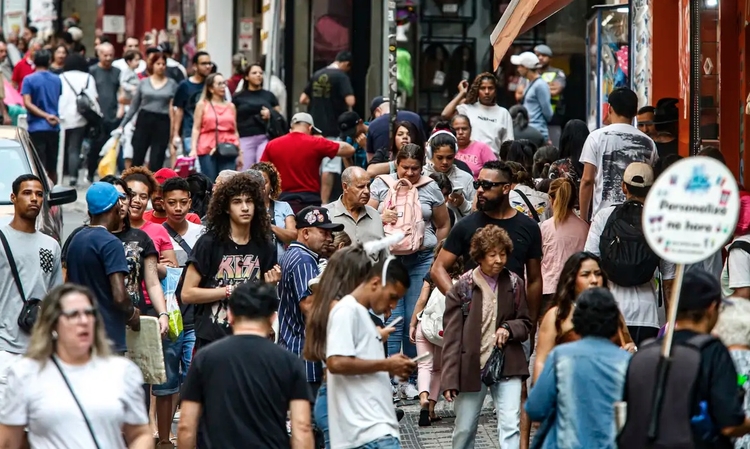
[266, 109, 289, 141]
[63, 74, 102, 128]
[599, 200, 660, 287]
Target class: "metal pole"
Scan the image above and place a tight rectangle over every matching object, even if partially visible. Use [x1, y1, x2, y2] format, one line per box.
[388, 0, 398, 145]
[689, 0, 701, 155]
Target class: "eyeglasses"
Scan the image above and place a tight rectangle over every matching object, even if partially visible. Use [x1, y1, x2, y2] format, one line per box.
[215, 81, 227, 87]
[60, 307, 97, 322]
[473, 180, 508, 190]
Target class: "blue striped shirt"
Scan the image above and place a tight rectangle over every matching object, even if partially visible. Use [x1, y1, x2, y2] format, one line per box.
[278, 242, 321, 383]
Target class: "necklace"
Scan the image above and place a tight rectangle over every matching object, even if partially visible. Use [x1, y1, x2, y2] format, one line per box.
[91, 224, 108, 230]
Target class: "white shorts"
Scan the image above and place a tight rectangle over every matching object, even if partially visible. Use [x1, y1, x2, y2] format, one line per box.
[321, 137, 342, 174]
[0, 351, 22, 400]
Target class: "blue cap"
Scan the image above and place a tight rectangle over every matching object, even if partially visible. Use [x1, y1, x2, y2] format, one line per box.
[86, 182, 125, 215]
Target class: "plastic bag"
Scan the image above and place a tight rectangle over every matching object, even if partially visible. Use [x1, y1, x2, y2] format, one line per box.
[97, 135, 120, 178]
[161, 267, 184, 341]
[480, 347, 505, 386]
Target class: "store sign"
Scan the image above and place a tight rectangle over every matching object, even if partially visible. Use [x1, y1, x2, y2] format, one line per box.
[642, 157, 739, 265]
[238, 18, 254, 52]
[102, 15, 126, 35]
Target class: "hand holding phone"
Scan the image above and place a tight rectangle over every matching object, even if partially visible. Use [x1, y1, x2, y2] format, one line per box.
[385, 316, 404, 329]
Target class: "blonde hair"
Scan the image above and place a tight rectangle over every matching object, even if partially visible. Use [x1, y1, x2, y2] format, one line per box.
[713, 297, 750, 347]
[549, 178, 576, 226]
[26, 284, 112, 366]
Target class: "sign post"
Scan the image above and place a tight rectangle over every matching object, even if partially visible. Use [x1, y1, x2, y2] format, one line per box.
[641, 156, 740, 439]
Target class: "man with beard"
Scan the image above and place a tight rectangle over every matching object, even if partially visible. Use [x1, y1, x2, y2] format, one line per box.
[324, 166, 384, 244]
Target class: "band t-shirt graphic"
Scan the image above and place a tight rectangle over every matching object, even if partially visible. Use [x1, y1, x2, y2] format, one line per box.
[113, 227, 158, 311]
[188, 231, 277, 342]
[303, 67, 353, 137]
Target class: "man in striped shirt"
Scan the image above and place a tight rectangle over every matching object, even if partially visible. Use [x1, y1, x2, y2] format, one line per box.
[278, 206, 344, 394]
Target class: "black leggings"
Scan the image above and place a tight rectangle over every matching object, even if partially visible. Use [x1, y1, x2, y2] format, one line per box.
[131, 110, 170, 171]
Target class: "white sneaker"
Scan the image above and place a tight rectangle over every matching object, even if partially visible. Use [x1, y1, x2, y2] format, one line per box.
[401, 382, 420, 400]
[392, 384, 403, 402]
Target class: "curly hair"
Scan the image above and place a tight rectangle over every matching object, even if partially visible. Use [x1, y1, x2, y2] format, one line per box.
[205, 172, 271, 243]
[465, 72, 498, 105]
[121, 166, 159, 195]
[572, 287, 621, 339]
[713, 297, 750, 347]
[251, 161, 282, 200]
[470, 225, 513, 263]
[550, 252, 609, 336]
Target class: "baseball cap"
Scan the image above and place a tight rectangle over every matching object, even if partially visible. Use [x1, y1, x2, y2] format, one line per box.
[154, 168, 179, 185]
[86, 182, 125, 215]
[623, 162, 654, 188]
[295, 206, 344, 231]
[290, 112, 322, 134]
[370, 96, 390, 117]
[510, 52, 541, 70]
[534, 44, 553, 57]
[338, 111, 362, 138]
[677, 269, 729, 312]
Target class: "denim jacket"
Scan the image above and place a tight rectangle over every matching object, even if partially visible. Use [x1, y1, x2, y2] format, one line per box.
[526, 336, 631, 449]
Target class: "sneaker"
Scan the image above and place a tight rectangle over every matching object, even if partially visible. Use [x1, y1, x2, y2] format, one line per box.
[401, 382, 420, 400]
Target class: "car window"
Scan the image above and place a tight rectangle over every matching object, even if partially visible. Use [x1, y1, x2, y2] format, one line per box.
[0, 142, 32, 205]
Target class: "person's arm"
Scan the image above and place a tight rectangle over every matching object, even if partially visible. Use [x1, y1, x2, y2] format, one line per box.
[431, 203, 451, 242]
[272, 215, 297, 245]
[176, 400, 201, 449]
[0, 425, 25, 449]
[660, 260, 676, 313]
[119, 82, 142, 128]
[109, 271, 139, 329]
[538, 84, 554, 123]
[431, 248, 460, 295]
[409, 281, 433, 343]
[336, 141, 355, 158]
[326, 355, 393, 375]
[122, 423, 152, 449]
[289, 399, 314, 449]
[366, 161, 392, 177]
[116, 86, 125, 119]
[533, 307, 558, 384]
[441, 92, 465, 118]
[579, 163, 596, 222]
[189, 101, 205, 157]
[525, 258, 543, 325]
[727, 248, 750, 299]
[180, 264, 225, 304]
[583, 209, 605, 256]
[172, 107, 184, 140]
[23, 93, 55, 121]
[158, 249, 178, 277]
[144, 255, 169, 335]
[525, 349, 558, 422]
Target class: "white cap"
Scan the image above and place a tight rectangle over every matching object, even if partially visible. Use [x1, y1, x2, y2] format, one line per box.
[510, 52, 541, 69]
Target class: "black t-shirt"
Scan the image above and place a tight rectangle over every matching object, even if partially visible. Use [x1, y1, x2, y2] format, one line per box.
[233, 89, 279, 138]
[187, 231, 277, 342]
[366, 110, 426, 155]
[443, 210, 542, 280]
[303, 67, 353, 137]
[656, 139, 679, 160]
[113, 227, 158, 311]
[181, 334, 312, 448]
[672, 330, 746, 449]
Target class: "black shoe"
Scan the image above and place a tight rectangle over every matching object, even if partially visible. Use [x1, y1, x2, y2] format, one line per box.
[418, 408, 431, 427]
[396, 408, 405, 422]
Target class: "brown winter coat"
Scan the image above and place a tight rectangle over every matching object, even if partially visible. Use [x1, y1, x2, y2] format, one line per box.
[441, 267, 532, 394]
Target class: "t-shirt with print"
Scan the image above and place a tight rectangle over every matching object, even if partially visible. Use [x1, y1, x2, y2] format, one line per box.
[443, 210, 542, 280]
[63, 226, 130, 352]
[21, 71, 62, 133]
[165, 221, 205, 330]
[0, 225, 62, 354]
[584, 205, 676, 328]
[89, 65, 121, 122]
[187, 231, 277, 343]
[181, 334, 312, 448]
[327, 295, 399, 449]
[303, 67, 354, 137]
[113, 227, 158, 313]
[369, 175, 445, 250]
[510, 185, 550, 222]
[455, 140, 497, 179]
[721, 234, 750, 297]
[578, 123, 656, 217]
[261, 132, 340, 193]
[456, 103, 514, 156]
[233, 89, 279, 137]
[143, 209, 203, 225]
[173, 78, 205, 138]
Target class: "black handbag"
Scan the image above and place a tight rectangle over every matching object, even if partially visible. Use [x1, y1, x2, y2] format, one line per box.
[0, 230, 41, 334]
[208, 101, 239, 158]
[480, 346, 506, 386]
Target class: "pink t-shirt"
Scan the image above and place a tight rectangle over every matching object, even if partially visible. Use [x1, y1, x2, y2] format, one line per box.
[138, 221, 174, 306]
[540, 214, 590, 295]
[455, 141, 498, 179]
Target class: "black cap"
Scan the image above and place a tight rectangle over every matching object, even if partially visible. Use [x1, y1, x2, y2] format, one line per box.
[295, 206, 345, 231]
[677, 269, 726, 312]
[338, 111, 362, 138]
[369, 96, 389, 117]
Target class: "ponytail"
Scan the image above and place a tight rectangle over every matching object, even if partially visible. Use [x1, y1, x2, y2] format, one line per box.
[550, 178, 576, 226]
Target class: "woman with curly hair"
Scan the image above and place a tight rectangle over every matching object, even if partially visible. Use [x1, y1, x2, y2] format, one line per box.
[533, 252, 634, 384]
[442, 224, 531, 449]
[441, 73, 514, 154]
[180, 172, 281, 350]
[252, 162, 296, 263]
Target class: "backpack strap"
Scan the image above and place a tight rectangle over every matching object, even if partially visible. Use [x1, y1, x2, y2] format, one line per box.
[377, 174, 398, 189]
[514, 189, 540, 222]
[412, 175, 435, 189]
[62, 74, 82, 96]
[727, 240, 750, 272]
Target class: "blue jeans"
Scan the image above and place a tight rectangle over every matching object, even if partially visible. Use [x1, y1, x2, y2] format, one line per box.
[152, 332, 185, 396]
[181, 329, 195, 384]
[355, 436, 401, 449]
[313, 382, 330, 449]
[386, 249, 433, 362]
[198, 153, 237, 182]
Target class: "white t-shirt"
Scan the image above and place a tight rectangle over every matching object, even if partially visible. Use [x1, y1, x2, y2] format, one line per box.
[167, 221, 205, 266]
[510, 184, 550, 222]
[59, 71, 99, 130]
[722, 235, 750, 297]
[112, 58, 146, 75]
[579, 123, 657, 217]
[584, 205, 675, 328]
[326, 295, 399, 449]
[0, 356, 148, 449]
[456, 103, 514, 156]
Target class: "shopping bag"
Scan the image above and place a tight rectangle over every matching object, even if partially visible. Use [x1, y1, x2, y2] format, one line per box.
[161, 267, 184, 341]
[97, 135, 120, 178]
[126, 316, 166, 384]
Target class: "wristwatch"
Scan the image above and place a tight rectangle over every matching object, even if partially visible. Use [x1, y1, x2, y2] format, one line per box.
[158, 312, 169, 319]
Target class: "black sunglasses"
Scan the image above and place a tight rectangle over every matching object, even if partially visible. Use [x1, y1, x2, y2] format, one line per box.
[473, 180, 508, 190]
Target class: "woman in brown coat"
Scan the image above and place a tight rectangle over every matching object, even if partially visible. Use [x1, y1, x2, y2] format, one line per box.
[442, 225, 532, 449]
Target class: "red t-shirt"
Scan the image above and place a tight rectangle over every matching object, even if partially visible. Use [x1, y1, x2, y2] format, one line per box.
[260, 132, 339, 193]
[144, 209, 202, 225]
[12, 58, 34, 90]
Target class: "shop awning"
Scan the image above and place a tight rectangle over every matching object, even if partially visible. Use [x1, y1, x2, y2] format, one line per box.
[490, 0, 574, 70]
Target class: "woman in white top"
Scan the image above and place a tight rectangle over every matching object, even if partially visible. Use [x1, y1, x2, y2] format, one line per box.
[59, 54, 99, 187]
[0, 284, 151, 448]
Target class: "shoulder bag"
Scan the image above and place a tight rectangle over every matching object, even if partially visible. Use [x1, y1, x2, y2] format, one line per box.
[0, 230, 41, 333]
[208, 101, 239, 158]
[162, 223, 193, 254]
[514, 189, 541, 222]
[51, 356, 102, 449]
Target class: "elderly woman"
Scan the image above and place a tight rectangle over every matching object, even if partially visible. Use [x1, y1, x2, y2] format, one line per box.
[0, 284, 152, 449]
[442, 224, 532, 449]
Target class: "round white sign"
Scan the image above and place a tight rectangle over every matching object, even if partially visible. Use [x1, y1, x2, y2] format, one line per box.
[642, 156, 740, 265]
